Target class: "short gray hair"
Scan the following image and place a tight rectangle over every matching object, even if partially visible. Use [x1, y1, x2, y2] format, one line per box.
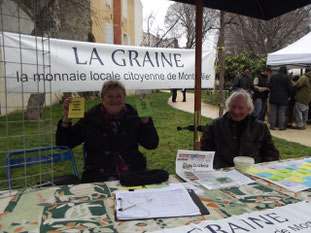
[100, 80, 126, 99]
[225, 89, 254, 113]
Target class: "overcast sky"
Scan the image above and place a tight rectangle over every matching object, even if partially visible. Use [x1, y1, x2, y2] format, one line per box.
[140, 0, 172, 32]
[140, 0, 217, 49]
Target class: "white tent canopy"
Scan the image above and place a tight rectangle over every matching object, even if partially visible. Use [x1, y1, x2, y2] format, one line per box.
[267, 32, 311, 68]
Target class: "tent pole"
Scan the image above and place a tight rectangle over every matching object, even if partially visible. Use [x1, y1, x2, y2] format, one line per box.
[194, 0, 203, 150]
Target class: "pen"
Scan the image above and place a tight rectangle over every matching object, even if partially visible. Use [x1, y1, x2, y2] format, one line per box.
[118, 198, 152, 211]
[119, 203, 137, 211]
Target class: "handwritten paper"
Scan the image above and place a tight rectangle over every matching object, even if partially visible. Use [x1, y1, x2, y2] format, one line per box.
[115, 184, 201, 220]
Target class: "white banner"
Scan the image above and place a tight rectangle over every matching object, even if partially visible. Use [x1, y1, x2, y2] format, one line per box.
[151, 200, 311, 233]
[0, 32, 216, 93]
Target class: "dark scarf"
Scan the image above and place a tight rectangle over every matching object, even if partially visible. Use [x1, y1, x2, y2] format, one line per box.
[101, 104, 125, 121]
[101, 104, 126, 134]
[101, 104, 129, 178]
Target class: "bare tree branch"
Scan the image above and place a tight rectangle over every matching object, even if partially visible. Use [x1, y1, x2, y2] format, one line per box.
[164, 3, 218, 48]
[224, 6, 311, 54]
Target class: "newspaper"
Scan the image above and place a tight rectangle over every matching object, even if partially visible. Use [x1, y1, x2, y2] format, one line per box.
[176, 150, 254, 190]
[175, 150, 214, 183]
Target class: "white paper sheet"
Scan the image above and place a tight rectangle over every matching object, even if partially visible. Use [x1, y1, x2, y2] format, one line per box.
[115, 184, 201, 220]
[180, 183, 205, 195]
[195, 170, 254, 190]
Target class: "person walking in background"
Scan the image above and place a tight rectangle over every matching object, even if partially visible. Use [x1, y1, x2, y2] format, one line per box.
[269, 66, 292, 131]
[171, 89, 178, 102]
[231, 65, 254, 94]
[171, 88, 187, 102]
[182, 88, 187, 102]
[252, 66, 271, 121]
[291, 68, 311, 130]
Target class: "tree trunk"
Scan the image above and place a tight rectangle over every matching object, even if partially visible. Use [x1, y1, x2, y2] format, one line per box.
[19, 0, 91, 120]
[218, 11, 225, 117]
[24, 93, 46, 120]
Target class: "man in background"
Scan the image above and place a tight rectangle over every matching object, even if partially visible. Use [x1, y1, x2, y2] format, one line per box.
[292, 68, 311, 130]
[201, 89, 279, 169]
[171, 89, 187, 102]
[269, 66, 292, 131]
[252, 66, 271, 121]
[231, 65, 254, 94]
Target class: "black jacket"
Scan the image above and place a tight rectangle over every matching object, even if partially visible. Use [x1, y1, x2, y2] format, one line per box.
[201, 113, 279, 169]
[269, 68, 292, 105]
[56, 103, 159, 174]
[231, 73, 254, 92]
[254, 73, 269, 99]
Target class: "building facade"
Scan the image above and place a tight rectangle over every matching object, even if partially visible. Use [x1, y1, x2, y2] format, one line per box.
[0, 0, 144, 115]
[142, 32, 179, 48]
[91, 0, 143, 46]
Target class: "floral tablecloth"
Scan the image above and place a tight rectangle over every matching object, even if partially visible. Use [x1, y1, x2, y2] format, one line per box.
[1, 171, 310, 233]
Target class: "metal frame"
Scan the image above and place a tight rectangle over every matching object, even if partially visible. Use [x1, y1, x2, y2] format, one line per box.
[5, 145, 79, 190]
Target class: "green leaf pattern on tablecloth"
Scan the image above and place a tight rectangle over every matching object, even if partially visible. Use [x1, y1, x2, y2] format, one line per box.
[0, 174, 310, 233]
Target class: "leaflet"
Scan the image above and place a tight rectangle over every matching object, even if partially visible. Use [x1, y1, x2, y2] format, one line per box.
[175, 149, 214, 183]
[176, 150, 254, 190]
[135, 98, 153, 117]
[68, 97, 85, 118]
[195, 170, 254, 190]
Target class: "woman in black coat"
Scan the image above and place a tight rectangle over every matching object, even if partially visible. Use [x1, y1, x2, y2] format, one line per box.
[56, 80, 159, 182]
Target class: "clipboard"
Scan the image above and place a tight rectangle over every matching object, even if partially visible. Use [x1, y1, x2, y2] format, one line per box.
[114, 184, 209, 221]
[187, 188, 209, 215]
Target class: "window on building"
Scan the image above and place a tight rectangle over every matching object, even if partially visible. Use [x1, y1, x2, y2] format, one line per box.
[123, 33, 131, 45]
[123, 0, 127, 19]
[105, 22, 113, 44]
[105, 0, 111, 7]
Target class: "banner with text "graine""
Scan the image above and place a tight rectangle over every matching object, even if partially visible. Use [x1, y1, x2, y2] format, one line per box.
[151, 200, 311, 233]
[1, 32, 216, 93]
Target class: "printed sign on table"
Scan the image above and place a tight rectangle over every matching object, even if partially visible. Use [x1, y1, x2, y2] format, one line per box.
[249, 157, 311, 192]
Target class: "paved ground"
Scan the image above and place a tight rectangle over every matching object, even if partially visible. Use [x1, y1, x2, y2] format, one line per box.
[167, 90, 311, 148]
